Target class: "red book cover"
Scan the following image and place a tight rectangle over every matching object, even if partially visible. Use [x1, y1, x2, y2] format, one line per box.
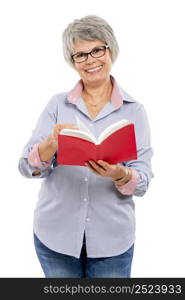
[57, 121, 137, 166]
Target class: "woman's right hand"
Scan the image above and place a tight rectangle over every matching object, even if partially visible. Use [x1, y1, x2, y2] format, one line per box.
[38, 123, 78, 162]
[49, 123, 79, 151]
[50, 123, 79, 150]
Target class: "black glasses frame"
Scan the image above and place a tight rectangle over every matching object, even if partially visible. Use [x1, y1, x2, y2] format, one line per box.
[71, 45, 109, 63]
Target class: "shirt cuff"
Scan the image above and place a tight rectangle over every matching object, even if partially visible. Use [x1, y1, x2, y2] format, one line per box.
[28, 143, 52, 168]
[115, 168, 139, 195]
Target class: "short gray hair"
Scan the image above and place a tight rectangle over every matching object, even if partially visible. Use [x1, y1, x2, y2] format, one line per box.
[62, 15, 119, 68]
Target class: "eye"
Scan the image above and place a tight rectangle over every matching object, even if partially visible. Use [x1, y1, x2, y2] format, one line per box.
[92, 47, 103, 55]
[75, 52, 86, 59]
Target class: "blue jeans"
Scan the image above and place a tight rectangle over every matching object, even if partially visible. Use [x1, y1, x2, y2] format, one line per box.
[34, 233, 134, 278]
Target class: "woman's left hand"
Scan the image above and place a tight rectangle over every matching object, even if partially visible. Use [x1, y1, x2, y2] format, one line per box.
[85, 160, 124, 181]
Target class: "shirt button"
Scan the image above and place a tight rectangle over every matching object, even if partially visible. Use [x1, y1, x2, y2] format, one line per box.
[86, 217, 90, 222]
[84, 178, 88, 182]
[83, 198, 87, 202]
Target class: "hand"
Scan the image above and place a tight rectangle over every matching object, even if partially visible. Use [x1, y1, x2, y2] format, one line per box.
[48, 123, 79, 151]
[38, 123, 78, 162]
[85, 160, 126, 181]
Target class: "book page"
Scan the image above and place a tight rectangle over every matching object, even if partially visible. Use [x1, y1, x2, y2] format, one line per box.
[75, 115, 93, 136]
[98, 119, 130, 144]
[60, 129, 97, 144]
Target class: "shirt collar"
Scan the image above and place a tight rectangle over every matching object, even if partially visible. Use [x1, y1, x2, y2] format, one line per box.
[66, 75, 136, 109]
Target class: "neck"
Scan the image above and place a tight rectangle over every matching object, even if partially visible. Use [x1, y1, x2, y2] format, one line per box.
[82, 77, 112, 106]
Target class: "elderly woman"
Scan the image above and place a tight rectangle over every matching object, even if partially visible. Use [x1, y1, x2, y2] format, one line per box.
[18, 15, 153, 278]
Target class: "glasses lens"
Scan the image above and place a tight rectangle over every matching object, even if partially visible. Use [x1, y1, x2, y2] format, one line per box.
[91, 46, 106, 58]
[73, 52, 87, 63]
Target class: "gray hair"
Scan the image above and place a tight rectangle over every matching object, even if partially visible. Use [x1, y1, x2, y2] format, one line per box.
[62, 15, 119, 68]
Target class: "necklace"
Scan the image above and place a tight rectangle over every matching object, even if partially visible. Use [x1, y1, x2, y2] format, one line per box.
[83, 94, 110, 107]
[86, 101, 103, 107]
[82, 82, 112, 108]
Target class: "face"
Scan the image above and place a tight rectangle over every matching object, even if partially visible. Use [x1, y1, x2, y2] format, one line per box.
[72, 40, 112, 87]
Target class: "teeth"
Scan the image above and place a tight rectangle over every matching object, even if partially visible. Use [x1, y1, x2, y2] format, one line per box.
[86, 66, 102, 73]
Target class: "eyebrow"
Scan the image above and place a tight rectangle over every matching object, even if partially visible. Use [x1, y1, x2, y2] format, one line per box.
[72, 45, 105, 56]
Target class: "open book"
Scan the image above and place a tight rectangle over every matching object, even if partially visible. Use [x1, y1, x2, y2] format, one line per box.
[57, 117, 137, 166]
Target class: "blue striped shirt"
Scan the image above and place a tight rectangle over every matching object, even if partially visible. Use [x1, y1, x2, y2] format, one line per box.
[18, 76, 154, 258]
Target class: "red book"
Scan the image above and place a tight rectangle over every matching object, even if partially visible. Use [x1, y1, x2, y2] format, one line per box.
[57, 119, 137, 166]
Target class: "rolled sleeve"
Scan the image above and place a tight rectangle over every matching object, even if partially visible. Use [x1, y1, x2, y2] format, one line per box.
[28, 143, 52, 168]
[18, 157, 53, 178]
[115, 168, 139, 195]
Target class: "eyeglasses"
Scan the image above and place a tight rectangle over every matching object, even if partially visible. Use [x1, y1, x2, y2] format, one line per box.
[71, 45, 109, 63]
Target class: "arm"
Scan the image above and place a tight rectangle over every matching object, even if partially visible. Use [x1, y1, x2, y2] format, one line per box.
[27, 142, 54, 177]
[122, 104, 154, 197]
[25, 124, 78, 177]
[18, 95, 79, 178]
[114, 168, 140, 195]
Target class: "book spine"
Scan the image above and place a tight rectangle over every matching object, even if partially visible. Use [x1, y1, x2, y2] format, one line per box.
[96, 144, 101, 161]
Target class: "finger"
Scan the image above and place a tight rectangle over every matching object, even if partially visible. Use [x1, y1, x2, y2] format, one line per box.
[97, 160, 111, 170]
[55, 124, 78, 131]
[89, 160, 106, 175]
[56, 124, 65, 130]
[67, 125, 79, 130]
[85, 162, 100, 174]
[62, 124, 79, 130]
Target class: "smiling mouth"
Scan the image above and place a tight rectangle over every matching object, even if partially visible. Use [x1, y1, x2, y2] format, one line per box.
[85, 65, 103, 73]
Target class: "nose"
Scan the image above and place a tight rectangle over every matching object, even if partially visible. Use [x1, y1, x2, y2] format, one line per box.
[86, 53, 96, 64]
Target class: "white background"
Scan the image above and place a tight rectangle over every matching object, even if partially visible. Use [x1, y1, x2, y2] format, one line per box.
[0, 0, 185, 277]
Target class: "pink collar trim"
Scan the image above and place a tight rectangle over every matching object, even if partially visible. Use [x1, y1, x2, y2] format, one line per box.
[67, 76, 123, 109]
